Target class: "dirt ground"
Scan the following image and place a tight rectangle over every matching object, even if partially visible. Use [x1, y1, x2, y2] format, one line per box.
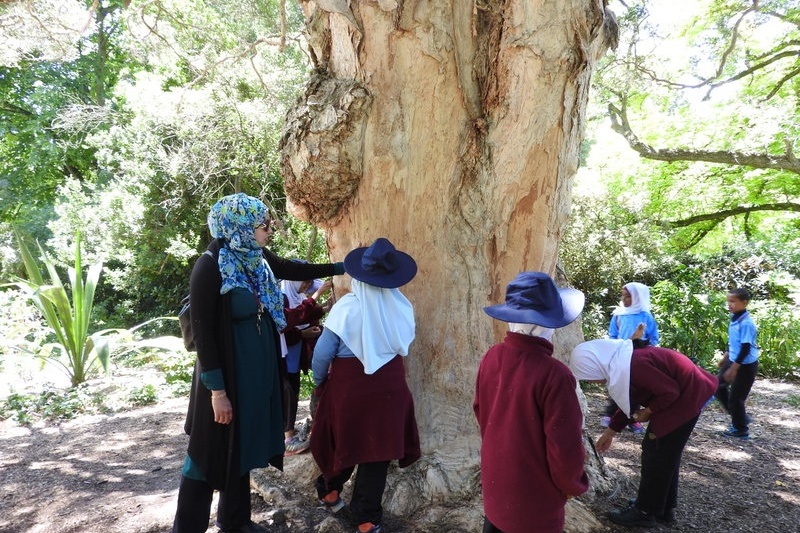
[1, 375, 798, 533]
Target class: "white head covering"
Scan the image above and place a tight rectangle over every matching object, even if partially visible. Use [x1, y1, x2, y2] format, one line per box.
[570, 339, 634, 416]
[612, 282, 652, 316]
[509, 322, 555, 341]
[281, 279, 323, 338]
[281, 278, 323, 309]
[323, 279, 415, 374]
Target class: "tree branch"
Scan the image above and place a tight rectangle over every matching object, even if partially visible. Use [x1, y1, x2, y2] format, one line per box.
[629, 5, 799, 100]
[607, 103, 800, 174]
[662, 202, 800, 228]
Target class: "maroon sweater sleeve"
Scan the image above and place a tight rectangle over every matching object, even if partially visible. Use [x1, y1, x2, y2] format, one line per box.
[284, 298, 325, 328]
[543, 369, 590, 497]
[282, 297, 325, 345]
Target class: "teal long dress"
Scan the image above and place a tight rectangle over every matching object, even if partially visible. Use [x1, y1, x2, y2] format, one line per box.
[229, 287, 285, 474]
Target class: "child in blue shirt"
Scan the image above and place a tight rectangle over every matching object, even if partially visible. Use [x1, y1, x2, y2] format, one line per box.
[715, 288, 759, 439]
[608, 282, 660, 345]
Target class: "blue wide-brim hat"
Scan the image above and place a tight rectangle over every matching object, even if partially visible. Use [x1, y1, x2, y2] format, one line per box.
[344, 238, 417, 289]
[484, 271, 584, 328]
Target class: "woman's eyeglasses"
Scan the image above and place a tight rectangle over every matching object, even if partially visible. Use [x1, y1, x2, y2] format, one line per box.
[256, 220, 274, 231]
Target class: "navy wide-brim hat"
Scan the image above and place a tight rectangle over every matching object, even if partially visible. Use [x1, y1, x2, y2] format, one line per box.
[484, 271, 585, 328]
[344, 237, 417, 289]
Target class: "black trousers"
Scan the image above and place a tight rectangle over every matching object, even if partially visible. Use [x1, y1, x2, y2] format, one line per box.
[315, 461, 389, 525]
[715, 359, 758, 431]
[636, 415, 699, 516]
[172, 473, 251, 533]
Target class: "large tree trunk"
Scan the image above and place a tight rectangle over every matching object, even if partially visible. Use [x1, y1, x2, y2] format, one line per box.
[278, 1, 616, 530]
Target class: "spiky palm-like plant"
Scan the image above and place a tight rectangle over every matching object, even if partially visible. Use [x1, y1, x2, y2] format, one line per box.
[9, 229, 108, 387]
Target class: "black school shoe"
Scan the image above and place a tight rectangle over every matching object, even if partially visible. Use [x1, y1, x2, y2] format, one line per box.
[607, 506, 657, 528]
[218, 521, 268, 533]
[627, 499, 675, 524]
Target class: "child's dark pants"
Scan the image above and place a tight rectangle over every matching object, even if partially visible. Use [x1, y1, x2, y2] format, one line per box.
[715, 359, 758, 431]
[636, 415, 699, 517]
[316, 460, 389, 525]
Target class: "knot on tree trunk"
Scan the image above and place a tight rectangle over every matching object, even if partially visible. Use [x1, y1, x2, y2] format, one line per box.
[280, 72, 372, 225]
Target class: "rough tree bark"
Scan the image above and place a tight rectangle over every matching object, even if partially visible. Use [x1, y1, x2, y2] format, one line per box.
[278, 1, 616, 530]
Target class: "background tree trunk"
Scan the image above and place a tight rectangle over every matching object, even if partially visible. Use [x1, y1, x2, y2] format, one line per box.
[280, 1, 616, 529]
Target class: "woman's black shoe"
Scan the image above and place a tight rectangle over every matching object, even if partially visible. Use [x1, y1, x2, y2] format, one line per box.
[656, 508, 676, 524]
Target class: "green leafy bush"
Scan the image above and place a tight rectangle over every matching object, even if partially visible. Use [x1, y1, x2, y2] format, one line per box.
[650, 277, 728, 369]
[750, 302, 800, 379]
[0, 386, 99, 424]
[128, 384, 158, 407]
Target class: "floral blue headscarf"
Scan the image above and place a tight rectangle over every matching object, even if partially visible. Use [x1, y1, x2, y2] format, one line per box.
[207, 193, 286, 330]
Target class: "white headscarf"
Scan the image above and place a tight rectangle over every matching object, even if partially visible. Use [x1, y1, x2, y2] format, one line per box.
[281, 278, 322, 309]
[509, 323, 555, 341]
[323, 279, 415, 374]
[570, 339, 634, 416]
[612, 282, 652, 316]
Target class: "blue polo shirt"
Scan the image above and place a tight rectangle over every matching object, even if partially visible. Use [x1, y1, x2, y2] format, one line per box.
[728, 310, 759, 365]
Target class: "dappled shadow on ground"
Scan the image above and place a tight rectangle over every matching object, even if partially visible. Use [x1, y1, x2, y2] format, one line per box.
[583, 379, 800, 533]
[0, 397, 187, 533]
[0, 379, 798, 532]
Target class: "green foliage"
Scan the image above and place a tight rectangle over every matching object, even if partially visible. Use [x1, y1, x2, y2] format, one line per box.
[299, 372, 314, 400]
[7, 230, 109, 386]
[0, 285, 53, 360]
[564, 189, 800, 378]
[128, 384, 158, 406]
[562, 191, 677, 330]
[1, 0, 317, 326]
[0, 386, 99, 424]
[650, 277, 729, 368]
[589, 0, 800, 253]
[0, 1, 139, 223]
[750, 302, 800, 379]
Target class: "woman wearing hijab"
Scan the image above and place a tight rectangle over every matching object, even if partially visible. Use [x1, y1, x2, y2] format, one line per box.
[570, 339, 716, 528]
[310, 238, 421, 533]
[172, 193, 344, 533]
[474, 271, 588, 533]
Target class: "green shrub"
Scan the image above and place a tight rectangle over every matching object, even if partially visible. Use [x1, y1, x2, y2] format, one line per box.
[750, 302, 800, 379]
[299, 372, 314, 400]
[128, 384, 158, 406]
[650, 277, 728, 369]
[0, 386, 98, 424]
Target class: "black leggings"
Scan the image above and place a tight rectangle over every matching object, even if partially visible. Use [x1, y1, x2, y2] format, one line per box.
[172, 473, 251, 533]
[482, 517, 564, 533]
[315, 461, 389, 525]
